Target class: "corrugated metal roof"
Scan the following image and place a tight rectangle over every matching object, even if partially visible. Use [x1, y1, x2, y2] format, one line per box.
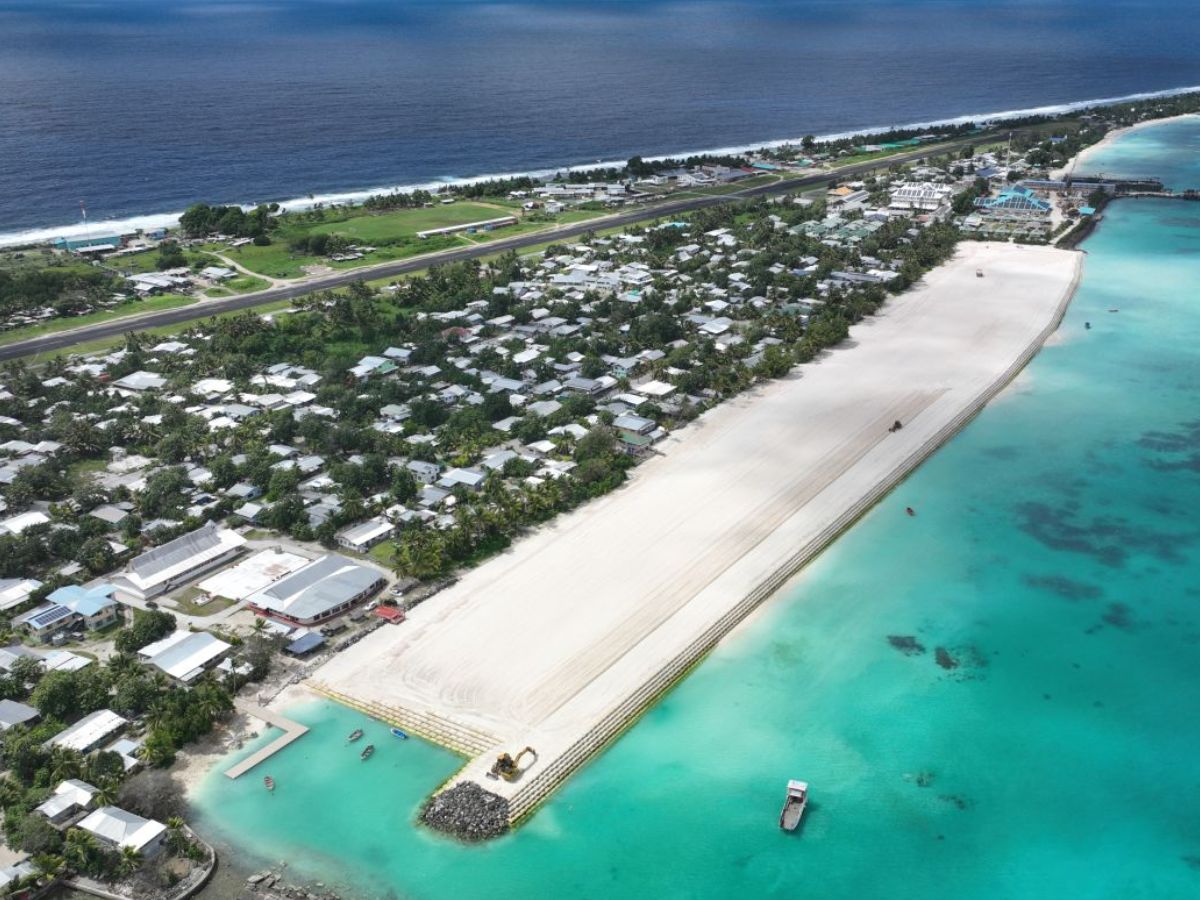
[248, 554, 382, 623]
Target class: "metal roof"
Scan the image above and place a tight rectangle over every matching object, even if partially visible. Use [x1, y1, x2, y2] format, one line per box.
[247, 554, 383, 623]
[285, 632, 326, 655]
[138, 630, 231, 682]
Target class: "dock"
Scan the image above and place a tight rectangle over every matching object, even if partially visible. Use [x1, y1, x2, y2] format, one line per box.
[224, 701, 309, 779]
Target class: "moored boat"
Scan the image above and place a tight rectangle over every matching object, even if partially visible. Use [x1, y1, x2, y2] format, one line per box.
[264, 776, 275, 792]
[347, 728, 364, 743]
[390, 727, 408, 740]
[779, 780, 808, 832]
[360, 744, 375, 760]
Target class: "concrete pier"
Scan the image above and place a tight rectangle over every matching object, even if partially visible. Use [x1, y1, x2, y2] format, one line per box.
[224, 701, 309, 779]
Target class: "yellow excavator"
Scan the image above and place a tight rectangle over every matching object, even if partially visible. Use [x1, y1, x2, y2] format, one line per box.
[488, 746, 537, 781]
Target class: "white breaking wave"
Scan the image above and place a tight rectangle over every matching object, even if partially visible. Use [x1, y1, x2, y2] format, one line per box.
[2, 83, 1196, 250]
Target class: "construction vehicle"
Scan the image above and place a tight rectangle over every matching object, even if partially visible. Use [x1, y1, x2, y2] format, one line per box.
[488, 746, 537, 781]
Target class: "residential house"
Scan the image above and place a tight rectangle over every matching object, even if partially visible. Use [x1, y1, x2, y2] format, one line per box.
[77, 807, 167, 857]
[138, 630, 231, 685]
[336, 518, 394, 553]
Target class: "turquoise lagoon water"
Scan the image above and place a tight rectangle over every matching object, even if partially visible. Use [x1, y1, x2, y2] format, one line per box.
[195, 139, 1200, 899]
[1077, 115, 1200, 188]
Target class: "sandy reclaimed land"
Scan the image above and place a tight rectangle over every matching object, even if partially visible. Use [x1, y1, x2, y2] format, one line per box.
[310, 242, 1082, 810]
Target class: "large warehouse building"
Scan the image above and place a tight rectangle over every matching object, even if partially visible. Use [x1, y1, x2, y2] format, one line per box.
[112, 522, 246, 602]
[245, 554, 385, 626]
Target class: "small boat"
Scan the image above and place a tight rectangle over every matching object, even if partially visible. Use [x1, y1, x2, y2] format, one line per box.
[1108, 308, 1120, 313]
[779, 780, 809, 832]
[263, 776, 275, 792]
[905, 506, 916, 517]
[347, 728, 364, 743]
[360, 744, 375, 761]
[390, 728, 409, 740]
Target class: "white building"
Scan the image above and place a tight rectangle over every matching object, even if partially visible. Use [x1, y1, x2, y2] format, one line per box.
[35, 779, 100, 825]
[335, 517, 394, 553]
[889, 182, 954, 212]
[246, 554, 385, 625]
[77, 806, 167, 856]
[46, 709, 128, 753]
[113, 521, 246, 602]
[138, 630, 232, 684]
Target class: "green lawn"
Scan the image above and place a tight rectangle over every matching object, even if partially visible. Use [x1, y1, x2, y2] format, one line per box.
[170, 587, 235, 617]
[218, 203, 532, 278]
[0, 249, 95, 275]
[368, 541, 397, 567]
[307, 202, 513, 242]
[0, 293, 196, 347]
[102, 247, 214, 274]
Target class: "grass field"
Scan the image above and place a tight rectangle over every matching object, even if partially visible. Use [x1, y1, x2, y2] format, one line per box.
[307, 202, 512, 241]
[0, 293, 196, 347]
[0, 249, 96, 276]
[101, 246, 214, 274]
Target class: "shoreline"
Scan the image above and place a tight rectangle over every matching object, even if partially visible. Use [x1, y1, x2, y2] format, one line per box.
[308, 241, 1084, 833]
[1056, 112, 1200, 178]
[4, 83, 1199, 249]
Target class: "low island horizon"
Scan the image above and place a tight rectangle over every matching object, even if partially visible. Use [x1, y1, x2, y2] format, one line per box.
[2, 56, 1200, 900]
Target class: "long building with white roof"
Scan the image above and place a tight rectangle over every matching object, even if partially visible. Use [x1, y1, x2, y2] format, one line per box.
[112, 521, 246, 602]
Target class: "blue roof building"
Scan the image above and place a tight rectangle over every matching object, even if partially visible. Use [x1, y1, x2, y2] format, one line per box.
[974, 187, 1052, 217]
[53, 235, 125, 253]
[48, 584, 119, 618]
[15, 584, 122, 640]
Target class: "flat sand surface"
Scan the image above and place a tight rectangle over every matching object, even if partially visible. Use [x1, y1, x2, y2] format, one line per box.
[311, 242, 1081, 797]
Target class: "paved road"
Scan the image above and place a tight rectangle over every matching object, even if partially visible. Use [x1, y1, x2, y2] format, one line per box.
[0, 136, 986, 362]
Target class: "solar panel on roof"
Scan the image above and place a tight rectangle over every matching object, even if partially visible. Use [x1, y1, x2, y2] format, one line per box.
[31, 606, 73, 628]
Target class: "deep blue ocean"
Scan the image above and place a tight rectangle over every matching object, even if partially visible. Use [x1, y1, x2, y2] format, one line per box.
[2, 0, 1200, 244]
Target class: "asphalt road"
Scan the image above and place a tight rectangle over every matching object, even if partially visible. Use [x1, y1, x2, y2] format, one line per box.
[0, 135, 986, 362]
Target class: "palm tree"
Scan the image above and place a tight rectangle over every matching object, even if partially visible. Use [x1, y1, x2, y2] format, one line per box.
[144, 700, 170, 732]
[63, 828, 100, 874]
[31, 852, 65, 885]
[116, 845, 142, 877]
[92, 777, 119, 808]
[166, 817, 188, 854]
[105, 651, 139, 678]
[48, 747, 84, 784]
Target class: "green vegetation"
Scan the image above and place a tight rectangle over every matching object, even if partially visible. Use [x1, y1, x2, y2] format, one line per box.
[0, 265, 120, 321]
[179, 202, 277, 240]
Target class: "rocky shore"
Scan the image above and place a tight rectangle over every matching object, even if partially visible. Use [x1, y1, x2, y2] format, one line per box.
[419, 782, 510, 841]
[245, 869, 342, 900]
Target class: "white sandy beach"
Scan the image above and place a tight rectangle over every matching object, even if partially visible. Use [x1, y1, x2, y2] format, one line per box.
[1055, 113, 1199, 179]
[309, 242, 1082, 812]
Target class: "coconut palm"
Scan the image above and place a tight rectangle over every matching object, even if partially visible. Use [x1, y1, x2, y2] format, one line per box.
[116, 845, 142, 877]
[166, 817, 188, 854]
[92, 777, 119, 808]
[47, 747, 84, 784]
[31, 853, 65, 884]
[63, 828, 100, 873]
